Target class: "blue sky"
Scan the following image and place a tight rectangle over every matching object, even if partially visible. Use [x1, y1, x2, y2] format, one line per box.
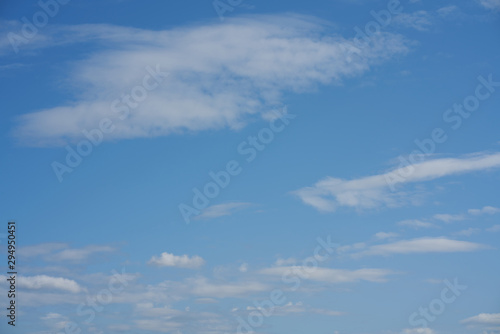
[0, 0, 500, 333]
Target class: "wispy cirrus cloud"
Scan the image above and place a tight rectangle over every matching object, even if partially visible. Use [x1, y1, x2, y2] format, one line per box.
[373, 232, 399, 240]
[452, 228, 481, 237]
[397, 219, 437, 229]
[132, 302, 230, 333]
[242, 301, 344, 316]
[293, 152, 500, 212]
[478, 0, 500, 10]
[19, 243, 115, 262]
[148, 252, 205, 269]
[400, 328, 436, 334]
[433, 213, 465, 223]
[353, 237, 488, 257]
[0, 274, 83, 293]
[393, 11, 433, 31]
[486, 225, 500, 232]
[260, 266, 395, 283]
[195, 202, 251, 220]
[10, 14, 410, 146]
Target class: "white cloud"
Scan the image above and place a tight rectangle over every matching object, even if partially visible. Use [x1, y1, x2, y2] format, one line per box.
[468, 206, 500, 215]
[195, 298, 218, 304]
[354, 237, 488, 257]
[19, 243, 115, 262]
[186, 277, 268, 298]
[479, 0, 500, 10]
[397, 219, 436, 229]
[436, 5, 460, 17]
[245, 301, 344, 317]
[433, 213, 465, 223]
[260, 266, 394, 283]
[294, 152, 500, 212]
[195, 202, 251, 220]
[40, 313, 71, 332]
[132, 302, 229, 333]
[486, 225, 500, 232]
[311, 308, 345, 316]
[461, 313, 500, 325]
[401, 328, 436, 334]
[148, 252, 205, 269]
[393, 11, 433, 31]
[247, 301, 306, 315]
[51, 245, 115, 261]
[337, 242, 366, 254]
[0, 275, 83, 293]
[374, 232, 398, 240]
[41, 313, 65, 320]
[275, 257, 298, 266]
[11, 15, 410, 146]
[238, 263, 249, 273]
[18, 243, 67, 257]
[453, 228, 481, 237]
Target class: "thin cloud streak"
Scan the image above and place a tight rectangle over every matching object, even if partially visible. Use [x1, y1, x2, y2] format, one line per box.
[294, 152, 500, 212]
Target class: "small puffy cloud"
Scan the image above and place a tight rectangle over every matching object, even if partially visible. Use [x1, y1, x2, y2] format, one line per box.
[148, 252, 205, 269]
[461, 313, 500, 325]
[468, 206, 500, 215]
